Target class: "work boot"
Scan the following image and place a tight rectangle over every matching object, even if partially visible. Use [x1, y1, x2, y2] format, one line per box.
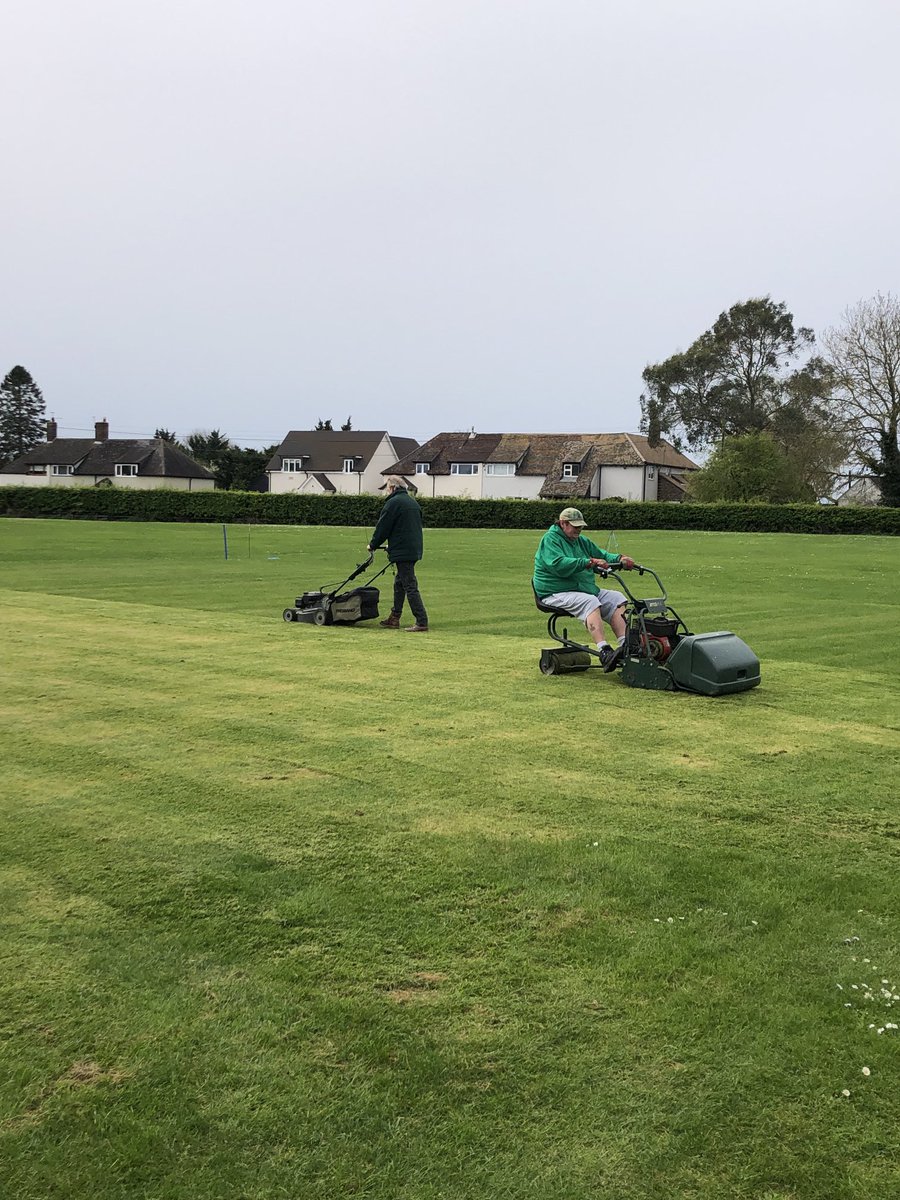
[599, 643, 624, 672]
[380, 612, 401, 628]
[404, 624, 429, 633]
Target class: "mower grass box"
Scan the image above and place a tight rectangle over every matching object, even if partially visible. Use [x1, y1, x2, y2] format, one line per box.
[622, 631, 760, 695]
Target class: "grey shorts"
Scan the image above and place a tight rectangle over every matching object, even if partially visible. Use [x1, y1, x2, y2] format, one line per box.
[541, 589, 627, 623]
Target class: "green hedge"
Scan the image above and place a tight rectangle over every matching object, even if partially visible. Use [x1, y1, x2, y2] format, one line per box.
[1, 485, 898, 535]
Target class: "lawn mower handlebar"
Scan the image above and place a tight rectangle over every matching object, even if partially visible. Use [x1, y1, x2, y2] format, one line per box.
[595, 562, 645, 577]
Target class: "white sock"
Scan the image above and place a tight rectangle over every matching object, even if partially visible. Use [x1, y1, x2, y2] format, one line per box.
[617, 635, 625, 645]
[596, 640, 609, 651]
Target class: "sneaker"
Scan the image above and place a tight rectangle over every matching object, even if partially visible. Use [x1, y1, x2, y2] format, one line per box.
[599, 643, 623, 672]
[379, 613, 401, 628]
[404, 624, 429, 632]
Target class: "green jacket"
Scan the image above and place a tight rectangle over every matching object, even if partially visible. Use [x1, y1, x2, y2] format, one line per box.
[532, 523, 620, 597]
[370, 488, 424, 563]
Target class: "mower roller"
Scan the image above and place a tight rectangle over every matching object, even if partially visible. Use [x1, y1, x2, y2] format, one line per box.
[535, 564, 760, 696]
[282, 549, 392, 627]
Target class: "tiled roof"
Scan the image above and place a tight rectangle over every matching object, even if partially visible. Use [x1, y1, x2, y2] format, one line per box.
[2, 437, 214, 479]
[388, 437, 419, 461]
[387, 432, 503, 475]
[266, 430, 419, 472]
[658, 473, 689, 501]
[385, 432, 697, 483]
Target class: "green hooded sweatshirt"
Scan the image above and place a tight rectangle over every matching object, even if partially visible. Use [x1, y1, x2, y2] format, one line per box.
[532, 523, 621, 597]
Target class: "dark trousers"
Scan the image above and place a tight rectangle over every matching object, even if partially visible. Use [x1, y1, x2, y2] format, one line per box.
[392, 561, 428, 626]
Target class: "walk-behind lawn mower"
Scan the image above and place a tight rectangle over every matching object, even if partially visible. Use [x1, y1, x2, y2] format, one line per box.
[535, 564, 760, 696]
[282, 549, 392, 627]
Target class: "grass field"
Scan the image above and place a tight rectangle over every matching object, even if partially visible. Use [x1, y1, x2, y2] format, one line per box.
[1, 517, 899, 1200]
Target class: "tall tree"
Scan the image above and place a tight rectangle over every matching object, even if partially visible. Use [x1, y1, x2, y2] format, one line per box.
[641, 298, 816, 450]
[0, 365, 45, 466]
[340, 416, 353, 431]
[770, 356, 850, 498]
[823, 292, 900, 506]
[314, 418, 333, 430]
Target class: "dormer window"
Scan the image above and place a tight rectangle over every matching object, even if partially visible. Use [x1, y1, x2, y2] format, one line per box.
[115, 463, 138, 477]
[415, 462, 430, 474]
[450, 463, 478, 475]
[485, 463, 514, 476]
[562, 463, 578, 478]
[343, 457, 363, 473]
[52, 464, 74, 476]
[282, 458, 306, 472]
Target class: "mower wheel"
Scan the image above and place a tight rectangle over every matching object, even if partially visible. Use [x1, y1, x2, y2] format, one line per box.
[539, 653, 560, 675]
[313, 609, 328, 626]
[282, 609, 296, 622]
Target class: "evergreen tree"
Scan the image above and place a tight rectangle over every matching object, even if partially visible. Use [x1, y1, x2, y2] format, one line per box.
[314, 418, 333, 430]
[154, 428, 184, 448]
[0, 365, 46, 466]
[186, 429, 232, 466]
[341, 416, 352, 431]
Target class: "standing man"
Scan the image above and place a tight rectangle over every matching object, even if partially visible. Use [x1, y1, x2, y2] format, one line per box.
[533, 507, 635, 669]
[368, 475, 429, 632]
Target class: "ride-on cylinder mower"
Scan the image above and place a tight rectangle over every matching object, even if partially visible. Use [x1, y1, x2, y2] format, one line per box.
[535, 564, 760, 695]
[282, 550, 391, 626]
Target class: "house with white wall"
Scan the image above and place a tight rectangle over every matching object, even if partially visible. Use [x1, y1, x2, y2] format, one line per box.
[383, 432, 697, 501]
[1, 420, 215, 490]
[266, 430, 419, 495]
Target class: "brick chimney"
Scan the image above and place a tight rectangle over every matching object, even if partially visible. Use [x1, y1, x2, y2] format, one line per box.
[46, 418, 58, 441]
[94, 419, 109, 441]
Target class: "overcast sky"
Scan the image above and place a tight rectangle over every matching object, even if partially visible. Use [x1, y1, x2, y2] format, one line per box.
[3, 0, 898, 447]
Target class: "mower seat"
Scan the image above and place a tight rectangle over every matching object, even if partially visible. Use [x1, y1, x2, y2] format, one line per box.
[532, 582, 574, 640]
[532, 582, 569, 614]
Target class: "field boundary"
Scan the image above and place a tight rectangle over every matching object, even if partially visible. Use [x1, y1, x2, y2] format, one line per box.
[1, 484, 898, 534]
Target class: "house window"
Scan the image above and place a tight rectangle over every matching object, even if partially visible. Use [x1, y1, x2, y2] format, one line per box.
[282, 458, 305, 472]
[485, 463, 515, 475]
[648, 466, 656, 479]
[415, 462, 430, 474]
[115, 463, 138, 477]
[562, 463, 577, 478]
[52, 464, 74, 476]
[450, 463, 478, 475]
[343, 458, 357, 473]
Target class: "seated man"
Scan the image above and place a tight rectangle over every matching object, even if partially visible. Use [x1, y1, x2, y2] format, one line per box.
[533, 507, 635, 669]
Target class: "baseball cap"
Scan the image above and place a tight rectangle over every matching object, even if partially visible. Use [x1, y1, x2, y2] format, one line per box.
[559, 507, 587, 527]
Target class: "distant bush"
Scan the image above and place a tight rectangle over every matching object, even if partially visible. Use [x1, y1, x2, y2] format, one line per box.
[1, 485, 898, 535]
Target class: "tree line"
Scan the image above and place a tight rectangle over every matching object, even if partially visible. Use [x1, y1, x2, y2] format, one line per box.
[3, 293, 899, 503]
[640, 293, 900, 505]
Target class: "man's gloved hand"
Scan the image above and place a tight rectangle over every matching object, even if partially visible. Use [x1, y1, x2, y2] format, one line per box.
[618, 556, 636, 569]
